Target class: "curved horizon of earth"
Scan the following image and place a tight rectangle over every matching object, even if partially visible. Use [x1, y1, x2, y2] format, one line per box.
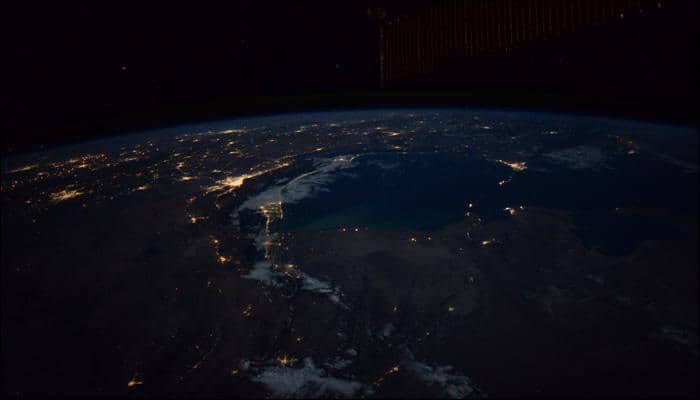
[2, 109, 698, 398]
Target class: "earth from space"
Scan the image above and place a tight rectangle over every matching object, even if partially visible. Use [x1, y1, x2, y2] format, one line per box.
[2, 109, 698, 397]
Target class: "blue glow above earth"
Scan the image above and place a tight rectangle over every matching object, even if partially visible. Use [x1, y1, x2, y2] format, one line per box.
[1, 109, 698, 397]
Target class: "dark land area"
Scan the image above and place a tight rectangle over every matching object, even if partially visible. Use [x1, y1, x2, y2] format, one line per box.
[2, 110, 698, 397]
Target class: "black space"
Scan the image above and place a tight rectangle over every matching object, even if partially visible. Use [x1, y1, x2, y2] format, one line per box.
[4, 1, 699, 154]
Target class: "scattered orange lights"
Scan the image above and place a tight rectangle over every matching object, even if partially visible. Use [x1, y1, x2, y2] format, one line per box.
[497, 178, 512, 186]
[495, 159, 527, 171]
[8, 164, 39, 173]
[204, 163, 290, 194]
[127, 377, 143, 388]
[188, 215, 209, 224]
[49, 188, 83, 202]
[277, 355, 293, 367]
[242, 304, 254, 317]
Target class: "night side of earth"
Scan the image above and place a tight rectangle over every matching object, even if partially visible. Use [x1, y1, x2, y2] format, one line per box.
[1, 109, 698, 398]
